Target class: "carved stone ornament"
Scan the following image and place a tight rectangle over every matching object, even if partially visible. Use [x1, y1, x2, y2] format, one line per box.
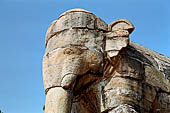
[43, 9, 170, 113]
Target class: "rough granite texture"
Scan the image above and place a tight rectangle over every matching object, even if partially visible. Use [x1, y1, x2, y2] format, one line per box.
[43, 9, 170, 113]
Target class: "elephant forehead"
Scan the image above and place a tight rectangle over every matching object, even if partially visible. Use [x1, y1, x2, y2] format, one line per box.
[44, 47, 102, 61]
[44, 48, 83, 62]
[45, 29, 105, 54]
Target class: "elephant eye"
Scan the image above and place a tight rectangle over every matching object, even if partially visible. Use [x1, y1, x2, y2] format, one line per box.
[64, 48, 74, 55]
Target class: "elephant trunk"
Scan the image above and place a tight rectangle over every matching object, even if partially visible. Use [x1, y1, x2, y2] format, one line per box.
[60, 52, 87, 89]
[45, 87, 73, 113]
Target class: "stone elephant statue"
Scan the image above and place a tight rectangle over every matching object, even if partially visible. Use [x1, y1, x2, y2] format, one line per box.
[43, 9, 135, 113]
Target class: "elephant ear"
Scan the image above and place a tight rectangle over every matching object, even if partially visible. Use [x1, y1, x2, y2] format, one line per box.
[108, 19, 134, 33]
[105, 19, 135, 58]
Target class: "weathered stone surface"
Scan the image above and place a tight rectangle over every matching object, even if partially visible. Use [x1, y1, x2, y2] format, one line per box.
[45, 87, 72, 113]
[105, 19, 134, 58]
[145, 65, 170, 92]
[45, 29, 105, 55]
[108, 19, 134, 33]
[43, 8, 170, 113]
[45, 9, 107, 46]
[72, 85, 101, 113]
[43, 46, 103, 90]
[129, 42, 170, 80]
[100, 54, 156, 112]
[108, 104, 138, 113]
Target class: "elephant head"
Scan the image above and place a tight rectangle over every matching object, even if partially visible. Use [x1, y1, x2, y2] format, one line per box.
[43, 46, 103, 90]
[43, 9, 135, 113]
[43, 8, 107, 113]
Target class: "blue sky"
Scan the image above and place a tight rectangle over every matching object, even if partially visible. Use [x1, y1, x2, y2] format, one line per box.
[0, 0, 169, 113]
